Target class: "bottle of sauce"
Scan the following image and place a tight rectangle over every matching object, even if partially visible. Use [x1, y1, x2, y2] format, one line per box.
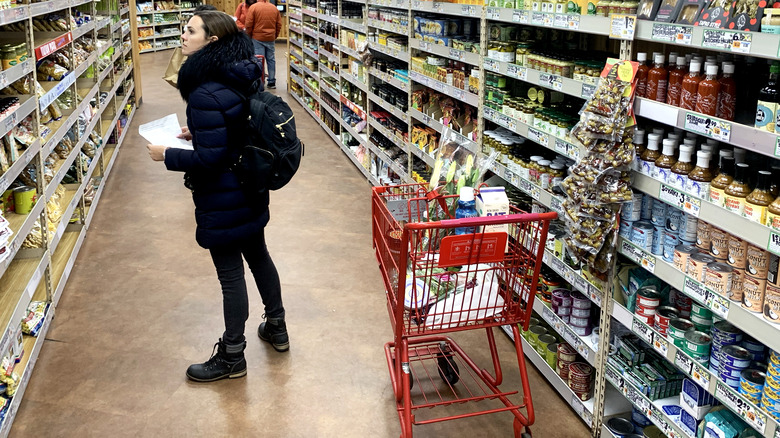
[667, 55, 687, 107]
[670, 146, 695, 191]
[636, 52, 649, 98]
[633, 128, 646, 172]
[695, 64, 721, 116]
[733, 147, 746, 164]
[724, 163, 752, 214]
[680, 60, 703, 110]
[767, 194, 780, 231]
[756, 63, 780, 132]
[640, 133, 661, 176]
[744, 170, 775, 224]
[686, 151, 713, 198]
[710, 155, 735, 207]
[770, 165, 780, 197]
[716, 63, 736, 121]
[646, 54, 668, 103]
[654, 139, 677, 182]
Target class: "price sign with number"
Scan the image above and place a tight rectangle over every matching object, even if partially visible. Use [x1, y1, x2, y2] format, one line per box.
[684, 112, 732, 142]
[461, 5, 476, 16]
[768, 231, 780, 257]
[675, 350, 694, 375]
[449, 48, 465, 62]
[730, 31, 752, 53]
[716, 381, 767, 433]
[605, 365, 622, 388]
[610, 14, 637, 40]
[527, 128, 549, 147]
[633, 317, 654, 345]
[651, 23, 693, 45]
[513, 10, 529, 23]
[659, 184, 701, 216]
[706, 290, 730, 319]
[539, 73, 563, 91]
[542, 306, 555, 325]
[484, 58, 499, 73]
[650, 409, 672, 435]
[684, 276, 708, 303]
[487, 7, 500, 19]
[543, 13, 554, 27]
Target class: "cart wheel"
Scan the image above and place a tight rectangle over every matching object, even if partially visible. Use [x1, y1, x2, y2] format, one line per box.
[437, 353, 460, 385]
[513, 419, 531, 438]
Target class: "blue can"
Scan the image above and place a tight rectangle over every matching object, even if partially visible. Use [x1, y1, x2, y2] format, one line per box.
[641, 194, 653, 220]
[663, 231, 680, 263]
[631, 221, 654, 251]
[631, 407, 651, 427]
[722, 374, 742, 388]
[722, 345, 753, 368]
[619, 220, 634, 239]
[621, 192, 643, 222]
[666, 208, 683, 234]
[721, 363, 747, 379]
[651, 200, 667, 227]
[651, 225, 664, 255]
[679, 212, 699, 241]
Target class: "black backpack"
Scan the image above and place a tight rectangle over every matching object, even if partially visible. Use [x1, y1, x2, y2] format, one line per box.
[235, 88, 304, 193]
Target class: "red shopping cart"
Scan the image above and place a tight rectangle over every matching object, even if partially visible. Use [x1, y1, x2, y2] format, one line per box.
[372, 183, 557, 438]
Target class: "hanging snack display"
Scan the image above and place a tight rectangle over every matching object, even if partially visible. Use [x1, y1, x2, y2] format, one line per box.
[561, 59, 640, 273]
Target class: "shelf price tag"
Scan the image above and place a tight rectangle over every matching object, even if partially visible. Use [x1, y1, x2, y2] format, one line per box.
[705, 290, 730, 319]
[550, 196, 564, 217]
[605, 365, 623, 389]
[589, 285, 603, 307]
[554, 138, 579, 160]
[715, 381, 767, 433]
[571, 395, 593, 427]
[484, 58, 500, 73]
[691, 362, 710, 389]
[568, 14, 580, 30]
[554, 14, 568, 28]
[542, 13, 554, 27]
[653, 334, 669, 357]
[519, 179, 534, 196]
[684, 276, 708, 303]
[461, 5, 476, 16]
[539, 73, 563, 91]
[449, 48, 466, 62]
[650, 409, 672, 436]
[622, 239, 656, 273]
[513, 10, 529, 23]
[632, 317, 654, 345]
[684, 112, 732, 142]
[626, 385, 650, 413]
[541, 306, 556, 326]
[527, 127, 549, 147]
[506, 64, 527, 81]
[768, 231, 780, 257]
[675, 350, 694, 375]
[731, 32, 752, 53]
[487, 7, 500, 19]
[651, 23, 693, 45]
[532, 12, 544, 25]
[776, 137, 780, 158]
[609, 14, 637, 40]
[659, 184, 701, 217]
[498, 113, 517, 131]
[581, 83, 596, 100]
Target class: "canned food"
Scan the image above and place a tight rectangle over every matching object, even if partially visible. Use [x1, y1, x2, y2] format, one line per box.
[537, 334, 557, 356]
[528, 325, 547, 349]
[741, 337, 765, 354]
[654, 307, 679, 335]
[643, 425, 665, 438]
[743, 275, 767, 313]
[558, 361, 571, 380]
[571, 307, 590, 318]
[551, 289, 572, 308]
[651, 225, 664, 256]
[669, 318, 694, 347]
[622, 192, 643, 222]
[679, 213, 698, 241]
[691, 302, 713, 319]
[728, 236, 749, 269]
[558, 343, 577, 362]
[722, 345, 753, 368]
[637, 287, 661, 307]
[651, 200, 667, 227]
[663, 231, 680, 263]
[674, 244, 698, 273]
[619, 220, 634, 238]
[569, 362, 593, 380]
[696, 220, 711, 251]
[764, 284, 780, 324]
[634, 312, 654, 325]
[571, 291, 591, 309]
[712, 320, 742, 342]
[722, 374, 741, 388]
[705, 262, 734, 297]
[632, 221, 654, 251]
[666, 208, 683, 233]
[545, 342, 558, 368]
[570, 315, 590, 327]
[606, 417, 635, 435]
[747, 245, 770, 279]
[688, 253, 717, 282]
[685, 330, 712, 355]
[571, 324, 592, 336]
[709, 227, 729, 261]
[641, 194, 653, 220]
[556, 306, 572, 316]
[730, 268, 745, 302]
[741, 369, 766, 391]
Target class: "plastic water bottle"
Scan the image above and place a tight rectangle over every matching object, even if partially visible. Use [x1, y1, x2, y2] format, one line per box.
[455, 186, 479, 235]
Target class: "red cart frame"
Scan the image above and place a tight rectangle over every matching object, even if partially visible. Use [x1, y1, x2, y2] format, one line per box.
[372, 183, 557, 438]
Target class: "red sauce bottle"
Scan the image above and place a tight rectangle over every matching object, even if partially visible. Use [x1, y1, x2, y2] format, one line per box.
[666, 55, 687, 107]
[636, 52, 649, 98]
[716, 62, 736, 121]
[680, 60, 703, 110]
[695, 64, 721, 116]
[646, 53, 668, 103]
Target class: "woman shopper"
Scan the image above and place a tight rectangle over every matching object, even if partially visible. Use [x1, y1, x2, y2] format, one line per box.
[146, 10, 288, 383]
[234, 0, 257, 32]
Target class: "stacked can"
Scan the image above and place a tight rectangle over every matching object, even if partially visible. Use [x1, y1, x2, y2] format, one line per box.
[742, 336, 767, 363]
[634, 287, 661, 325]
[689, 302, 713, 332]
[668, 318, 694, 348]
[727, 235, 748, 303]
[744, 245, 770, 314]
[671, 288, 693, 318]
[709, 321, 744, 382]
[683, 330, 712, 366]
[557, 343, 577, 381]
[678, 211, 698, 243]
[632, 221, 655, 252]
[570, 292, 592, 336]
[650, 200, 666, 257]
[640, 194, 653, 221]
[761, 350, 780, 421]
[740, 369, 766, 405]
[654, 306, 679, 336]
[521, 317, 539, 340]
[551, 289, 572, 324]
[568, 362, 593, 401]
[719, 345, 753, 389]
[663, 208, 682, 263]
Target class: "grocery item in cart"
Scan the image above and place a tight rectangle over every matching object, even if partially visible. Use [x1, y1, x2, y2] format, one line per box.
[424, 265, 505, 330]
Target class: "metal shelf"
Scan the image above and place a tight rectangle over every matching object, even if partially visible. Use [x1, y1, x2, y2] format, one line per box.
[319, 33, 339, 46]
[342, 117, 368, 146]
[0, 5, 28, 26]
[30, 0, 69, 17]
[368, 116, 408, 150]
[409, 71, 479, 107]
[302, 7, 317, 18]
[368, 67, 409, 92]
[612, 302, 778, 437]
[367, 91, 408, 124]
[484, 107, 582, 162]
[318, 12, 339, 24]
[634, 97, 780, 159]
[341, 45, 361, 59]
[483, 58, 596, 101]
[368, 41, 410, 63]
[290, 37, 303, 48]
[542, 250, 604, 307]
[301, 64, 319, 81]
[319, 64, 339, 80]
[372, 0, 410, 9]
[341, 71, 368, 93]
[367, 18, 409, 35]
[321, 82, 341, 101]
[72, 20, 96, 40]
[410, 38, 481, 66]
[487, 7, 610, 36]
[321, 98, 341, 120]
[319, 45, 339, 63]
[408, 143, 435, 167]
[340, 18, 367, 34]
[289, 11, 302, 20]
[302, 26, 318, 39]
[303, 46, 318, 60]
[0, 96, 37, 140]
[365, 133, 408, 181]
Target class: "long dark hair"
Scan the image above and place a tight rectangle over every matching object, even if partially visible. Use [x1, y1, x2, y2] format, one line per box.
[192, 10, 240, 39]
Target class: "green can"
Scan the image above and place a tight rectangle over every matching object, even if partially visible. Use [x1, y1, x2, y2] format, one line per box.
[522, 317, 540, 339]
[13, 186, 36, 215]
[546, 342, 559, 368]
[1, 189, 13, 213]
[691, 302, 713, 319]
[528, 325, 547, 350]
[669, 318, 694, 348]
[684, 330, 712, 356]
[537, 334, 556, 356]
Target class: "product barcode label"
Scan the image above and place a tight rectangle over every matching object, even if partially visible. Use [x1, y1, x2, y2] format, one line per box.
[632, 317, 654, 345]
[715, 381, 767, 433]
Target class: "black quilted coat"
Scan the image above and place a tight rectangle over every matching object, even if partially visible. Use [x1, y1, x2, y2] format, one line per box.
[164, 32, 268, 249]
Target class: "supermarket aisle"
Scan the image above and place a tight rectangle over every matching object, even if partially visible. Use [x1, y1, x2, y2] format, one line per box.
[10, 47, 590, 437]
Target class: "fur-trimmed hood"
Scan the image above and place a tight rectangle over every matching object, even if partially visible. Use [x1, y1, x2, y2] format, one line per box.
[177, 32, 262, 101]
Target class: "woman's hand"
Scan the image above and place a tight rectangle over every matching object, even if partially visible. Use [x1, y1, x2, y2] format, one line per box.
[177, 126, 192, 141]
[147, 144, 168, 161]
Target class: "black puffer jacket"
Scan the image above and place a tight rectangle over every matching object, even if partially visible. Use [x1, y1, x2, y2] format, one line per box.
[165, 32, 268, 249]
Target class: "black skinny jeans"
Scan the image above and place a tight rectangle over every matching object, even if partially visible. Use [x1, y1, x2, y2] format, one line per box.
[208, 229, 283, 345]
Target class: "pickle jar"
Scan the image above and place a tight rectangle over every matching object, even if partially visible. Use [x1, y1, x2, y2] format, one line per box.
[538, 160, 552, 189]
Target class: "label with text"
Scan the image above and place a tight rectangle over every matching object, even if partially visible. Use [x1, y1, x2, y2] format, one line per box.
[659, 184, 702, 217]
[622, 240, 656, 273]
[539, 73, 563, 91]
[461, 5, 476, 16]
[484, 58, 500, 73]
[581, 83, 596, 100]
[554, 14, 568, 28]
[769, 231, 780, 257]
[527, 127, 549, 146]
[449, 48, 466, 62]
[684, 276, 708, 304]
[487, 7, 500, 19]
[513, 10, 529, 23]
[653, 334, 669, 357]
[776, 137, 780, 158]
[589, 285, 603, 307]
[651, 23, 693, 45]
[532, 12, 544, 25]
[691, 362, 710, 389]
[649, 409, 672, 436]
[506, 64, 527, 81]
[715, 381, 767, 433]
[568, 14, 580, 30]
[675, 350, 694, 375]
[705, 290, 730, 319]
[684, 112, 732, 142]
[730, 31, 752, 53]
[605, 365, 622, 388]
[609, 14, 637, 40]
[550, 196, 563, 217]
[632, 317, 654, 345]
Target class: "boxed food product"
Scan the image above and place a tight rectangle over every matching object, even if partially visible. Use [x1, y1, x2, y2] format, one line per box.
[676, 0, 708, 23]
[726, 0, 767, 31]
[695, 0, 734, 26]
[655, 0, 686, 21]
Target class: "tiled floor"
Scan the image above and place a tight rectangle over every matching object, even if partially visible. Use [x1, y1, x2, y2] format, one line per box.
[9, 45, 592, 437]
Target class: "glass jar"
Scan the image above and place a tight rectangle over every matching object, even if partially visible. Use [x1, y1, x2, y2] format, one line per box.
[529, 156, 543, 184]
[538, 160, 552, 189]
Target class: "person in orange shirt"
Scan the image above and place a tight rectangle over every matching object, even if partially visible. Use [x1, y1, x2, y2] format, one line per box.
[244, 0, 281, 88]
[234, 0, 257, 32]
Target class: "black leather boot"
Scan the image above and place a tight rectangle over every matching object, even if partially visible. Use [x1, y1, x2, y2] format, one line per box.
[186, 339, 247, 382]
[258, 315, 289, 352]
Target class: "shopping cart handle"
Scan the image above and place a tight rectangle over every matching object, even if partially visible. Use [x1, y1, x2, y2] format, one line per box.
[414, 211, 558, 229]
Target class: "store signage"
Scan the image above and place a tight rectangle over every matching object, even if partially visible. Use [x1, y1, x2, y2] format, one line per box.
[684, 112, 732, 142]
[632, 317, 654, 345]
[609, 14, 637, 40]
[506, 64, 527, 81]
[589, 285, 603, 307]
[658, 184, 702, 216]
[568, 14, 580, 29]
[512, 10, 529, 23]
[527, 128, 549, 147]
[539, 73, 563, 91]
[532, 12, 544, 25]
[691, 362, 710, 389]
[705, 290, 730, 319]
[653, 334, 669, 356]
[675, 350, 694, 375]
[622, 240, 656, 273]
[651, 23, 693, 44]
[487, 7, 500, 19]
[715, 381, 767, 433]
[554, 14, 568, 28]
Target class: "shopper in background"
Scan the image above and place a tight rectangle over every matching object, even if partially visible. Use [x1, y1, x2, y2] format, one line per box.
[244, 0, 281, 89]
[147, 10, 288, 383]
[162, 3, 218, 88]
[234, 0, 257, 32]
